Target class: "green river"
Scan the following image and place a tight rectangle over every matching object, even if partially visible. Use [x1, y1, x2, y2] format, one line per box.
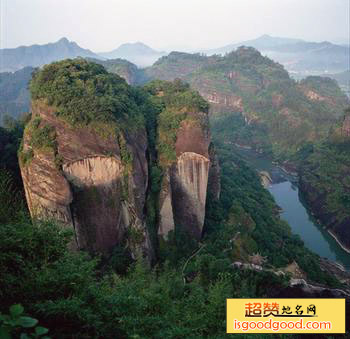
[235, 146, 350, 270]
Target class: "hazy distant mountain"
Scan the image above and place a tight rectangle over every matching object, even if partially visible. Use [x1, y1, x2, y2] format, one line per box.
[204, 35, 349, 73]
[0, 38, 100, 72]
[0, 67, 34, 124]
[99, 42, 166, 67]
[264, 45, 349, 73]
[322, 70, 350, 97]
[205, 34, 302, 55]
[324, 70, 350, 86]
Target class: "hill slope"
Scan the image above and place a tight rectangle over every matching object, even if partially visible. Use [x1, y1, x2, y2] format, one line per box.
[322, 70, 350, 97]
[299, 110, 350, 251]
[86, 57, 144, 85]
[145, 47, 349, 158]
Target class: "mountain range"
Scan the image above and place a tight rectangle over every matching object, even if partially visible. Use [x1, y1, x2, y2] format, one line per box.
[1, 35, 349, 74]
[1, 35, 348, 125]
[143, 47, 349, 155]
[98, 42, 166, 68]
[204, 35, 350, 74]
[204, 34, 303, 54]
[0, 38, 99, 72]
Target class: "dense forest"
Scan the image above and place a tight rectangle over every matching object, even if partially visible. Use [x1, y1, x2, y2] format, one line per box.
[0, 44, 350, 339]
[0, 130, 341, 338]
[1, 59, 347, 338]
[145, 47, 349, 160]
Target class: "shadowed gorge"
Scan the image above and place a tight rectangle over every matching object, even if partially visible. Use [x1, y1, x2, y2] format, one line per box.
[299, 109, 350, 252]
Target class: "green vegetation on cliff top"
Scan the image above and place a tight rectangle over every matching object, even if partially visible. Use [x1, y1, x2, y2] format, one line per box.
[29, 59, 143, 128]
[144, 79, 209, 167]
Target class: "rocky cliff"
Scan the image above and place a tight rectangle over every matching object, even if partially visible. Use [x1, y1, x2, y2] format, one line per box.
[19, 60, 152, 258]
[159, 141, 210, 240]
[144, 80, 219, 241]
[19, 60, 218, 257]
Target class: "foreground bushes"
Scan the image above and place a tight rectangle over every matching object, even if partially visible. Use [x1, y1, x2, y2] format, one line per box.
[0, 172, 291, 338]
[0, 212, 288, 337]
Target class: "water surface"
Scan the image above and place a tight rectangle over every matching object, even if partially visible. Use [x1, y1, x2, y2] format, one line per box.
[235, 146, 350, 270]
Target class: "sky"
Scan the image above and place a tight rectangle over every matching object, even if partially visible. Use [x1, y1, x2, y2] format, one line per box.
[1, 0, 349, 52]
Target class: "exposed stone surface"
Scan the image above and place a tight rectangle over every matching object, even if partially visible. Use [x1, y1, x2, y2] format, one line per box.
[158, 110, 218, 240]
[171, 152, 210, 239]
[20, 100, 152, 258]
[62, 156, 125, 253]
[273, 279, 350, 299]
[259, 171, 272, 188]
[21, 150, 73, 227]
[158, 170, 175, 238]
[20, 68, 220, 257]
[284, 261, 307, 280]
[203, 92, 244, 113]
[158, 152, 211, 240]
[304, 89, 325, 102]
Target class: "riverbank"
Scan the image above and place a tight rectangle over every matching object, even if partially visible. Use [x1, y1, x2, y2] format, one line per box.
[299, 165, 350, 259]
[233, 145, 350, 270]
[329, 230, 350, 254]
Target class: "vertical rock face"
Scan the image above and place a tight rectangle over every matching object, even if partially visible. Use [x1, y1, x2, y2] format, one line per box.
[158, 171, 175, 237]
[20, 102, 152, 257]
[19, 60, 154, 259]
[62, 156, 124, 253]
[20, 62, 220, 257]
[170, 152, 210, 239]
[159, 152, 212, 240]
[155, 82, 220, 240]
[21, 148, 74, 226]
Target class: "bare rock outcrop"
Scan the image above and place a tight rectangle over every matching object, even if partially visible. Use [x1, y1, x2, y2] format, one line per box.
[158, 103, 216, 240]
[20, 100, 152, 258]
[20, 63, 220, 258]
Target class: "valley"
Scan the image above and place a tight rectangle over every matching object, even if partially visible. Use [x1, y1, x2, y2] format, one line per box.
[234, 145, 350, 270]
[1, 31, 350, 336]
